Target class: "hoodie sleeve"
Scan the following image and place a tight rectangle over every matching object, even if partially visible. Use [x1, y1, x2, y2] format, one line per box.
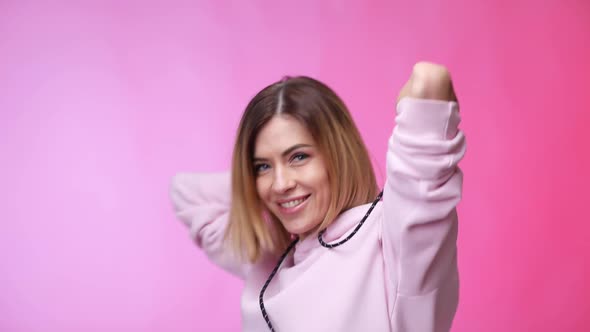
[170, 172, 250, 279]
[381, 97, 466, 331]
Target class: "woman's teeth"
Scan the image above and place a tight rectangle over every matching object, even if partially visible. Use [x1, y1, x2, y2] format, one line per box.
[280, 197, 307, 208]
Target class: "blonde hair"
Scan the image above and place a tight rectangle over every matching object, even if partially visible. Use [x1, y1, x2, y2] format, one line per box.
[225, 76, 378, 263]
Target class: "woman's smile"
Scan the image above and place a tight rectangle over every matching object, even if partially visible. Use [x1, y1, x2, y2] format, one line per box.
[277, 194, 311, 214]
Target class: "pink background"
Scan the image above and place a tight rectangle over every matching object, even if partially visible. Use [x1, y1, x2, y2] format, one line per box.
[1, 1, 589, 331]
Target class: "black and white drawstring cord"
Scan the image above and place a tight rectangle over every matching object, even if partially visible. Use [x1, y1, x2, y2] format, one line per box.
[258, 190, 383, 331]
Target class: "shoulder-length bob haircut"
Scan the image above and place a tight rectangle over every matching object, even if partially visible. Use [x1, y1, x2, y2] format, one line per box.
[225, 76, 379, 263]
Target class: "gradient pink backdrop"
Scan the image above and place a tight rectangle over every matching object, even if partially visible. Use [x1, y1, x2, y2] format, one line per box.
[1, 1, 589, 331]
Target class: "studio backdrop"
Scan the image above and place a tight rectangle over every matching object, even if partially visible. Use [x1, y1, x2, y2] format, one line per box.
[1, 1, 589, 331]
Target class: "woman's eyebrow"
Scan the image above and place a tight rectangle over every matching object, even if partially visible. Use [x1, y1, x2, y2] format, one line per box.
[253, 144, 313, 162]
[281, 144, 312, 157]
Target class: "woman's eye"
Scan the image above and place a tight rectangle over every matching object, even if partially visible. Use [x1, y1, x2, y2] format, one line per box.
[291, 153, 309, 163]
[254, 163, 270, 174]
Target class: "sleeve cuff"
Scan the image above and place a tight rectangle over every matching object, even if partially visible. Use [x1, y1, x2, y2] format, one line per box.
[395, 97, 461, 140]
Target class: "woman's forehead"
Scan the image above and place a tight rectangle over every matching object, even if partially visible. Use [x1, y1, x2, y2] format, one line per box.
[253, 114, 315, 157]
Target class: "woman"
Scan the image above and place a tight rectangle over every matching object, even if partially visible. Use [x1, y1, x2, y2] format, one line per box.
[170, 62, 466, 331]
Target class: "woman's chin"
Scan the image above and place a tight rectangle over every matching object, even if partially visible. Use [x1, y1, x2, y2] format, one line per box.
[286, 223, 321, 240]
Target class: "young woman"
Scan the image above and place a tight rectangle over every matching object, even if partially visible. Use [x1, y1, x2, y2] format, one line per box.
[170, 62, 466, 331]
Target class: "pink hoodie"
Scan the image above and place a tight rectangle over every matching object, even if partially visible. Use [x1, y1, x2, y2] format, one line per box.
[170, 98, 466, 331]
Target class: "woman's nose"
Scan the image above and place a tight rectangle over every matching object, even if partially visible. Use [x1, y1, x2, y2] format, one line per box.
[271, 167, 296, 193]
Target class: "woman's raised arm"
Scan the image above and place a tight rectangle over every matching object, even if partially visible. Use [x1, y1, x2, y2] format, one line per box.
[382, 62, 466, 331]
[170, 172, 250, 279]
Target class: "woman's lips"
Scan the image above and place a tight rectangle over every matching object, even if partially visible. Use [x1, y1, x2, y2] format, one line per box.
[277, 194, 310, 215]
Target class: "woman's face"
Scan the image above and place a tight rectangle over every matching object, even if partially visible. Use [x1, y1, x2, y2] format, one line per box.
[253, 114, 331, 238]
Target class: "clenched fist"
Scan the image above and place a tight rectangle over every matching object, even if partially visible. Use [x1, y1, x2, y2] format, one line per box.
[397, 62, 458, 105]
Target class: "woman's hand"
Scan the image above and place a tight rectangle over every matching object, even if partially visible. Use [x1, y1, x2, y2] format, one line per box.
[397, 62, 458, 104]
